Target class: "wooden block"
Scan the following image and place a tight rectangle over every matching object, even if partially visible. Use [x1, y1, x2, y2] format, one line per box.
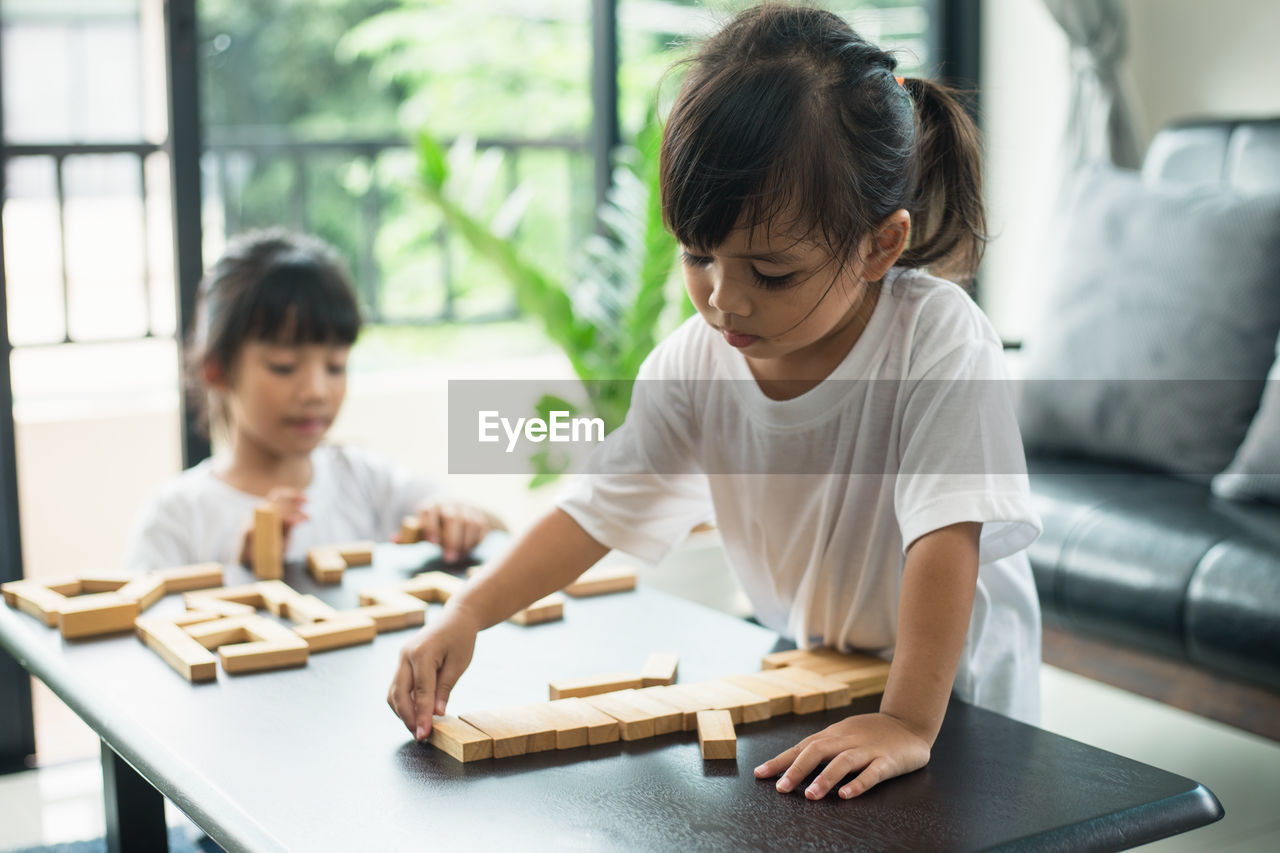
[545, 698, 620, 745]
[353, 603, 425, 632]
[3, 581, 68, 626]
[220, 641, 308, 674]
[306, 548, 346, 585]
[283, 594, 338, 624]
[252, 580, 304, 617]
[185, 582, 268, 608]
[523, 702, 589, 750]
[460, 708, 555, 759]
[154, 563, 224, 592]
[183, 597, 256, 618]
[749, 669, 826, 714]
[188, 615, 309, 674]
[57, 593, 139, 639]
[77, 574, 131, 593]
[760, 647, 848, 670]
[406, 571, 465, 603]
[509, 592, 564, 626]
[185, 617, 257, 650]
[428, 715, 493, 762]
[116, 575, 167, 612]
[135, 616, 218, 682]
[399, 515, 422, 544]
[580, 692, 656, 741]
[507, 705, 568, 752]
[820, 662, 892, 695]
[292, 615, 377, 651]
[721, 673, 797, 717]
[562, 565, 637, 598]
[686, 680, 772, 724]
[641, 652, 679, 687]
[333, 541, 375, 566]
[760, 666, 852, 710]
[253, 504, 283, 579]
[638, 685, 716, 731]
[697, 709, 736, 759]
[548, 671, 643, 700]
[618, 691, 683, 735]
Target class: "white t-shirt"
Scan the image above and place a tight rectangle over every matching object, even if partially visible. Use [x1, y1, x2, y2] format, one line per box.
[558, 267, 1044, 723]
[123, 444, 440, 572]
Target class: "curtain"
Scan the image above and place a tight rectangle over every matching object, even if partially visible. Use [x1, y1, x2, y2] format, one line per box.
[1041, 0, 1142, 168]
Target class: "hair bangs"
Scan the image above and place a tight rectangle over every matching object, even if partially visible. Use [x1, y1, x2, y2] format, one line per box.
[240, 255, 361, 348]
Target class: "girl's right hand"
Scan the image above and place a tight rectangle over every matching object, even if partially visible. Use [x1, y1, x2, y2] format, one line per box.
[388, 604, 481, 741]
[239, 487, 309, 568]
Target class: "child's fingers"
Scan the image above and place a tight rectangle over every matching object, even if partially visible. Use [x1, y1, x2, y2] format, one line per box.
[805, 748, 872, 800]
[417, 505, 443, 547]
[772, 741, 833, 793]
[439, 511, 465, 562]
[753, 740, 807, 778]
[388, 654, 419, 736]
[405, 651, 437, 742]
[839, 756, 892, 799]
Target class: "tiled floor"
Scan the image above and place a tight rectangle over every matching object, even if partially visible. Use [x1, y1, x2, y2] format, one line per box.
[2, 541, 1277, 852]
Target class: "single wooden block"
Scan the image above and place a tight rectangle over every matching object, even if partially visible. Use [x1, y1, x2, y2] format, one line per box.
[3, 581, 68, 626]
[562, 565, 637, 598]
[154, 563, 224, 592]
[618, 691, 683, 735]
[135, 616, 218, 683]
[283, 594, 338, 624]
[220, 641, 309, 674]
[333, 541, 375, 566]
[399, 515, 422, 544]
[509, 592, 564, 626]
[580, 692, 656, 741]
[548, 671, 643, 700]
[58, 593, 139, 639]
[353, 603, 425, 632]
[640, 652, 679, 687]
[77, 574, 132, 593]
[545, 698, 620, 745]
[721, 673, 797, 717]
[292, 615, 377, 652]
[459, 708, 556, 759]
[697, 709, 736, 759]
[253, 504, 283, 580]
[760, 666, 852, 710]
[306, 547, 347, 585]
[639, 685, 716, 731]
[749, 669, 826, 715]
[428, 715, 493, 762]
[116, 575, 167, 612]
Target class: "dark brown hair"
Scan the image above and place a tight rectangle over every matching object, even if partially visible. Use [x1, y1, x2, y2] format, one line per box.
[660, 3, 987, 282]
[186, 228, 362, 435]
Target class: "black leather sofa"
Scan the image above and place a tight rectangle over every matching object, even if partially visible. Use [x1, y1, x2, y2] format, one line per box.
[1025, 118, 1280, 741]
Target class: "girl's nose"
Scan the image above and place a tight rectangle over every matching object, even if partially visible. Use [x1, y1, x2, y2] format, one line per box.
[707, 270, 752, 317]
[299, 363, 330, 398]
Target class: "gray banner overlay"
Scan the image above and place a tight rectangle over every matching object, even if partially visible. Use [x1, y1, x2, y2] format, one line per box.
[447, 379, 1278, 477]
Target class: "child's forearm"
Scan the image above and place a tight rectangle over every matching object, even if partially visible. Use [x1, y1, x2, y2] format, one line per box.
[446, 508, 609, 630]
[878, 521, 981, 744]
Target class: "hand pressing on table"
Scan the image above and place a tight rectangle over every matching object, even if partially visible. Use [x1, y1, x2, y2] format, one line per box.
[754, 711, 932, 800]
[239, 486, 309, 569]
[395, 500, 506, 564]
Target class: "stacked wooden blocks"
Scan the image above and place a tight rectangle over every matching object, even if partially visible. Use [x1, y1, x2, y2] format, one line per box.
[426, 647, 891, 763]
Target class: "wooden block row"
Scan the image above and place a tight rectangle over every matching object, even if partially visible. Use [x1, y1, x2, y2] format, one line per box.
[562, 565, 637, 598]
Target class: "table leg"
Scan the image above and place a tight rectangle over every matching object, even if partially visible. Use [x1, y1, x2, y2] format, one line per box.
[101, 739, 168, 853]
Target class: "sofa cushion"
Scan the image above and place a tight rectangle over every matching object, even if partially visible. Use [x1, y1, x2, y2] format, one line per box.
[1212, 332, 1280, 504]
[1017, 165, 1280, 480]
[1028, 455, 1280, 692]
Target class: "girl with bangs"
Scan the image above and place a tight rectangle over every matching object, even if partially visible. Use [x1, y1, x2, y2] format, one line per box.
[124, 229, 503, 572]
[389, 3, 1040, 801]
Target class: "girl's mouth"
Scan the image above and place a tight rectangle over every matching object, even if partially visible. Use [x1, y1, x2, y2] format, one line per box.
[286, 417, 328, 434]
[721, 328, 760, 348]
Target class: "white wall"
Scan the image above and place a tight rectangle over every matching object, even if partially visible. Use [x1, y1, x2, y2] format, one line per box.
[980, 0, 1280, 341]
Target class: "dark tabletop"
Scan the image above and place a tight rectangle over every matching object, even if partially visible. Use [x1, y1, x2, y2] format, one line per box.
[0, 544, 1222, 852]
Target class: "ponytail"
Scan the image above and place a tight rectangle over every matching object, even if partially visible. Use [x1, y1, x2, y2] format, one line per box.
[898, 78, 988, 282]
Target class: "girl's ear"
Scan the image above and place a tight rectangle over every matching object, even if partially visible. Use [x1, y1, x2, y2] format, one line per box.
[202, 360, 231, 392]
[863, 209, 911, 281]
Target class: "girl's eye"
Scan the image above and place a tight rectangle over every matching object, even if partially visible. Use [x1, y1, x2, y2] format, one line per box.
[751, 268, 795, 289]
[266, 362, 296, 375]
[327, 362, 347, 376]
[681, 250, 713, 268]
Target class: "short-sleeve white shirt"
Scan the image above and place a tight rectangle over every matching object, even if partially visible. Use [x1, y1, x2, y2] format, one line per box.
[122, 444, 439, 572]
[558, 268, 1044, 722]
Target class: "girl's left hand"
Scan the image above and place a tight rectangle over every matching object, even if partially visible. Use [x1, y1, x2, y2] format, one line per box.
[753, 712, 932, 800]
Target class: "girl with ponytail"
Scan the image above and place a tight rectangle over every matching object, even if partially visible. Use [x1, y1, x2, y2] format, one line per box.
[390, 3, 1041, 802]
